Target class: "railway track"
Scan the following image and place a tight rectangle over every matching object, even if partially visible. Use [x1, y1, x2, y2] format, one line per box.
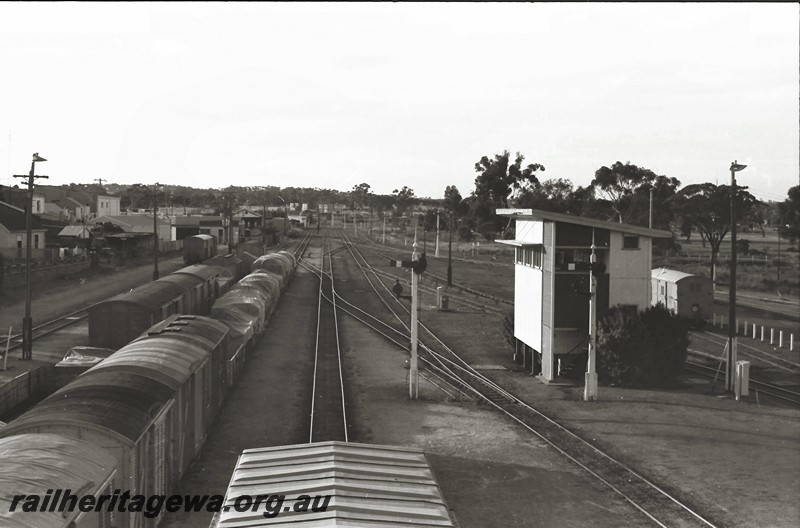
[715, 290, 800, 321]
[349, 237, 511, 315]
[684, 361, 800, 406]
[690, 330, 800, 374]
[307, 235, 349, 443]
[316, 230, 725, 528]
[4, 304, 94, 355]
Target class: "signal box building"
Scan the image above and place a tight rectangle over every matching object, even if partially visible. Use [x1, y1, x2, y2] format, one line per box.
[498, 209, 671, 382]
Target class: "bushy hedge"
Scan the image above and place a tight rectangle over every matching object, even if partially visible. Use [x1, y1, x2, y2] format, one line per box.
[597, 304, 690, 388]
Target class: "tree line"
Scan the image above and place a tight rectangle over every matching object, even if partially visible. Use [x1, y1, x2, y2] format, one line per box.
[75, 151, 797, 276]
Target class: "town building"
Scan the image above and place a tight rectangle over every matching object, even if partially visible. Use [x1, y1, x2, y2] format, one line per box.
[0, 201, 47, 258]
[497, 209, 671, 382]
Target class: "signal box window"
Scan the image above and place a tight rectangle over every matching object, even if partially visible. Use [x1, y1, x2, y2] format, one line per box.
[623, 236, 639, 249]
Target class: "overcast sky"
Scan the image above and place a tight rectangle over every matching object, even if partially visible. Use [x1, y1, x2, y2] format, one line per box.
[0, 3, 797, 203]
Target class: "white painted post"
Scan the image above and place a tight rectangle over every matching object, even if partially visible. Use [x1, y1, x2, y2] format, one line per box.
[410, 239, 419, 400]
[744, 320, 748, 336]
[779, 331, 784, 348]
[760, 326, 764, 341]
[752, 323, 756, 339]
[770, 328, 774, 345]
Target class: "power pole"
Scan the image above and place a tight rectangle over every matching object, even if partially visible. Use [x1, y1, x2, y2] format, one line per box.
[728, 161, 747, 393]
[13, 153, 48, 360]
[435, 210, 440, 258]
[152, 182, 160, 281]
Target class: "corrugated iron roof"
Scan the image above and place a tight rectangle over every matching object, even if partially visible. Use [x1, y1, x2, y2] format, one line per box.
[501, 209, 673, 238]
[57, 225, 91, 237]
[214, 441, 455, 527]
[651, 268, 698, 283]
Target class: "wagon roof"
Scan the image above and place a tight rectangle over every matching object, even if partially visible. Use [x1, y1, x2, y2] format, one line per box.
[139, 314, 229, 349]
[0, 383, 169, 443]
[216, 441, 455, 527]
[89, 338, 210, 387]
[175, 264, 232, 281]
[651, 268, 699, 283]
[0, 434, 116, 528]
[156, 273, 204, 290]
[94, 280, 188, 310]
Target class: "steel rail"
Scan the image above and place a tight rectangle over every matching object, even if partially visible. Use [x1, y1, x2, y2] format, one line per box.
[685, 360, 800, 406]
[340, 233, 517, 401]
[307, 235, 349, 443]
[691, 331, 800, 373]
[298, 250, 474, 402]
[327, 236, 349, 442]
[348, 236, 511, 314]
[308, 235, 326, 443]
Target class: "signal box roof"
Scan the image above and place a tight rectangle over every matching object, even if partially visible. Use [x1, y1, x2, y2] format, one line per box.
[500, 209, 672, 238]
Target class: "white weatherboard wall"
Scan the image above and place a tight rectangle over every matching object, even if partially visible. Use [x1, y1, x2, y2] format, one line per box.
[608, 232, 652, 309]
[514, 220, 544, 352]
[515, 266, 542, 350]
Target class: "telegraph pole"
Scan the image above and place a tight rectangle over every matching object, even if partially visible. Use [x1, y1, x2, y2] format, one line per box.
[152, 182, 160, 281]
[13, 153, 47, 360]
[435, 210, 440, 258]
[728, 161, 747, 392]
[447, 213, 453, 286]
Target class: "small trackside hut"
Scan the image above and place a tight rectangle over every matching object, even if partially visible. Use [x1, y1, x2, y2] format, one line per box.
[651, 268, 713, 322]
[497, 209, 671, 383]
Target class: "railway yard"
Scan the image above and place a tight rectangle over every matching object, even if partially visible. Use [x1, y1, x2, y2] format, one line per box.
[0, 231, 798, 527]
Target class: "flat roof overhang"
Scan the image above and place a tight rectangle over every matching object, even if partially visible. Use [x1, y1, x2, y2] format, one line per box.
[500, 209, 673, 239]
[494, 240, 544, 247]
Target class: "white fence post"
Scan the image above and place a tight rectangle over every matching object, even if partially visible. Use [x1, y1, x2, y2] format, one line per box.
[779, 331, 784, 348]
[770, 328, 774, 345]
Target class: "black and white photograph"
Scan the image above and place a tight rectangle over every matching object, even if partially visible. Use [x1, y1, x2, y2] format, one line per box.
[0, 3, 798, 527]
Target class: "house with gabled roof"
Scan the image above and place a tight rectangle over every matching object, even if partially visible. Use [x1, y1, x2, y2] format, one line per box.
[0, 201, 47, 255]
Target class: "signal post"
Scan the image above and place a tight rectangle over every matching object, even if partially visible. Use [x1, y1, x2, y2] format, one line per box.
[389, 241, 428, 400]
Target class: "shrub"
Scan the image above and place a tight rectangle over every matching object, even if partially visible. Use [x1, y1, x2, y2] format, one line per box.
[477, 221, 498, 241]
[596, 304, 690, 388]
